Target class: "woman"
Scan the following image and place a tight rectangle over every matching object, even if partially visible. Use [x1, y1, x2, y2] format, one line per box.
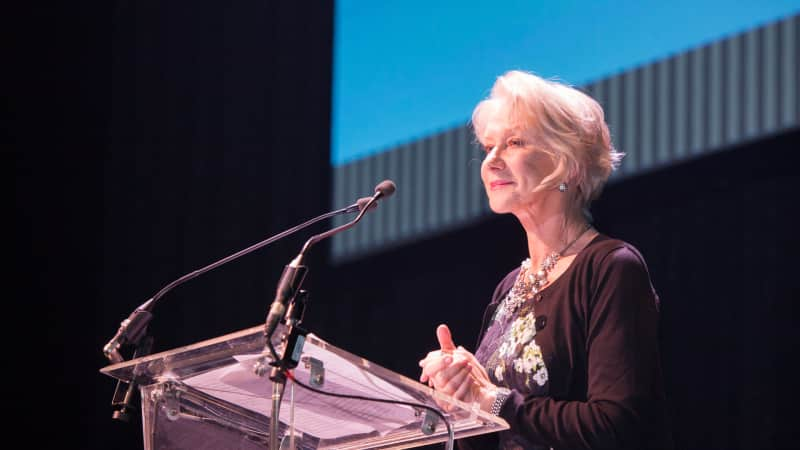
[418, 71, 672, 450]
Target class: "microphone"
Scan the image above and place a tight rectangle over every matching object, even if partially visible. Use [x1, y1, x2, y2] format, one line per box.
[356, 197, 377, 213]
[263, 180, 396, 339]
[102, 196, 377, 364]
[373, 179, 397, 198]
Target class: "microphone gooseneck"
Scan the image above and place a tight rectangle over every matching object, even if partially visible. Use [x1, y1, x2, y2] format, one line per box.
[297, 179, 396, 264]
[263, 180, 396, 340]
[102, 196, 370, 364]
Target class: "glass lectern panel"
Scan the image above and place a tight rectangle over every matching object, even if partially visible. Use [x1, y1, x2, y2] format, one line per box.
[102, 324, 508, 449]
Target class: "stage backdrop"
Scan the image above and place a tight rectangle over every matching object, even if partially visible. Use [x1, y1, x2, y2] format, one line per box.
[15, 2, 798, 450]
[17, 2, 332, 449]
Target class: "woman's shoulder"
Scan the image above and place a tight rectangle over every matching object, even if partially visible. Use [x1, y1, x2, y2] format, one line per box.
[580, 234, 659, 306]
[581, 233, 650, 270]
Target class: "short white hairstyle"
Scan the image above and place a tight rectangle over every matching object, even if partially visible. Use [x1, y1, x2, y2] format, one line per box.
[472, 70, 623, 209]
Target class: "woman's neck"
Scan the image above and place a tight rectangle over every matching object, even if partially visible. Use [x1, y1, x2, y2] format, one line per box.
[516, 202, 589, 266]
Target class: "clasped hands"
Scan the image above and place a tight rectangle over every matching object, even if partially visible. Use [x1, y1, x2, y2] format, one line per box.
[418, 324, 498, 412]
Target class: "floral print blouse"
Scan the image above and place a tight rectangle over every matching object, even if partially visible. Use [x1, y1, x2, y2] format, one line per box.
[482, 302, 549, 392]
[474, 268, 551, 450]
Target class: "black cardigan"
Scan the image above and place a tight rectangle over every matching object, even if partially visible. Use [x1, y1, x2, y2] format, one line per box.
[460, 235, 673, 450]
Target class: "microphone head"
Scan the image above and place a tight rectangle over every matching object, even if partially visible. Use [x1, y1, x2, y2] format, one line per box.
[356, 197, 378, 212]
[374, 180, 396, 199]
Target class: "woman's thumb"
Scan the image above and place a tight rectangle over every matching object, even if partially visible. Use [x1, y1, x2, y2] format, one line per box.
[436, 324, 457, 351]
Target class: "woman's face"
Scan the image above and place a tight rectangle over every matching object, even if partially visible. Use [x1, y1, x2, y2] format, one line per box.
[479, 121, 556, 215]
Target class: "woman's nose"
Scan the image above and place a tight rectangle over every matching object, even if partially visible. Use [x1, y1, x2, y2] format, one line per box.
[484, 146, 504, 169]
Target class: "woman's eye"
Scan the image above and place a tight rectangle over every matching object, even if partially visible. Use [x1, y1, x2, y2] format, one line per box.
[482, 144, 494, 153]
[507, 138, 523, 147]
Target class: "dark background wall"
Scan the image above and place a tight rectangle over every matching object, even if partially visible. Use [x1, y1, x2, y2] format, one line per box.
[13, 2, 799, 449]
[15, 2, 333, 448]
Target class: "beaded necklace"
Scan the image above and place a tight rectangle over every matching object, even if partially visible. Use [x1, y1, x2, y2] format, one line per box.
[499, 225, 592, 317]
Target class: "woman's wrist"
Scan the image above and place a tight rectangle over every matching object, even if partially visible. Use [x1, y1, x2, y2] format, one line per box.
[480, 386, 511, 415]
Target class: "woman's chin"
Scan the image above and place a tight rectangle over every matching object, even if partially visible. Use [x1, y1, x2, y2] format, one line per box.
[488, 201, 513, 214]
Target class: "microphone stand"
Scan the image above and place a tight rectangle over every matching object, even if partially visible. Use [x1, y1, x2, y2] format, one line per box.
[109, 335, 152, 422]
[262, 290, 308, 450]
[102, 200, 366, 421]
[264, 181, 395, 450]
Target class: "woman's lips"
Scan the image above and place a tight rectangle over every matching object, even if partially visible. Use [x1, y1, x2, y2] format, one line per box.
[489, 180, 513, 189]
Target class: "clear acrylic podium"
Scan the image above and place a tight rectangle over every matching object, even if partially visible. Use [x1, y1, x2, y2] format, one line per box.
[100, 323, 508, 449]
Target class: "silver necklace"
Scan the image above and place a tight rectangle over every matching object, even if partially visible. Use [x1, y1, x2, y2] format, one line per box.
[499, 225, 592, 317]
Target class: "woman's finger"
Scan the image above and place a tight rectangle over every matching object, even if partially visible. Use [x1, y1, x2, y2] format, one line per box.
[439, 364, 472, 395]
[419, 353, 453, 382]
[418, 349, 444, 367]
[431, 359, 469, 390]
[453, 347, 491, 385]
[451, 371, 473, 401]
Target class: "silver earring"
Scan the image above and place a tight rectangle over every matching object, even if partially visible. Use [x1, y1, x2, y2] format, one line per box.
[558, 182, 568, 192]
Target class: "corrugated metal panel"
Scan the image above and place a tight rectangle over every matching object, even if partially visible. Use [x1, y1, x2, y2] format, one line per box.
[441, 129, 455, 224]
[726, 34, 742, 144]
[355, 157, 369, 253]
[689, 47, 705, 156]
[386, 144, 403, 242]
[331, 14, 800, 262]
[745, 28, 761, 138]
[763, 21, 778, 132]
[656, 58, 671, 167]
[375, 150, 389, 247]
[412, 139, 425, 234]
[365, 152, 380, 248]
[640, 64, 655, 169]
[708, 40, 724, 149]
[623, 70, 638, 173]
[453, 127, 469, 223]
[399, 141, 413, 238]
[674, 53, 688, 160]
[427, 135, 441, 230]
[781, 16, 797, 127]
